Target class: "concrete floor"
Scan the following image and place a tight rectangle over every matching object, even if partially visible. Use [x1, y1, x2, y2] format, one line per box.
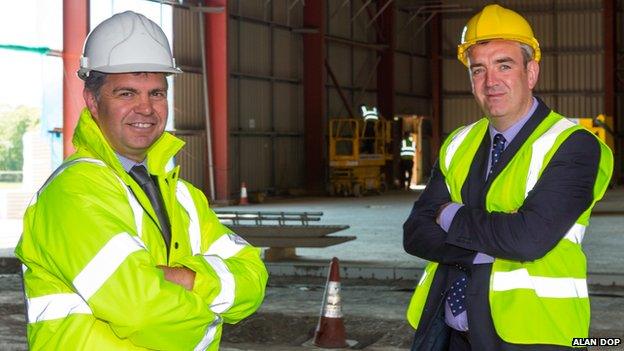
[1, 188, 624, 349]
[217, 188, 624, 277]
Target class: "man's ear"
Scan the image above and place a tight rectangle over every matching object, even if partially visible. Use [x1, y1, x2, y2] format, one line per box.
[527, 60, 540, 90]
[83, 89, 99, 120]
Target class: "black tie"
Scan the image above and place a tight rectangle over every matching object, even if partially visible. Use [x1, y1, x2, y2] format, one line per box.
[128, 165, 172, 252]
[447, 133, 507, 317]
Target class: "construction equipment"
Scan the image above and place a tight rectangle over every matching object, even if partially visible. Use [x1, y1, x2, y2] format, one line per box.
[569, 114, 615, 151]
[328, 117, 391, 196]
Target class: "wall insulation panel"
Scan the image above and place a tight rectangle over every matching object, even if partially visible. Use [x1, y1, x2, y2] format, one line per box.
[175, 134, 206, 191]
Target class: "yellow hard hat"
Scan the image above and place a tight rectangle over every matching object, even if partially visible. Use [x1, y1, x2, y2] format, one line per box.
[457, 4, 540, 67]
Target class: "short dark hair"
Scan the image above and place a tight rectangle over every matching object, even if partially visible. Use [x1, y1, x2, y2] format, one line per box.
[83, 71, 108, 99]
[467, 41, 535, 68]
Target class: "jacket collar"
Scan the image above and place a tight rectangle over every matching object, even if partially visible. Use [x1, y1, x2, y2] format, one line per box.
[71, 108, 185, 176]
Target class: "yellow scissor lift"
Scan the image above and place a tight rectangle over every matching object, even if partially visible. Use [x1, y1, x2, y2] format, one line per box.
[328, 118, 391, 196]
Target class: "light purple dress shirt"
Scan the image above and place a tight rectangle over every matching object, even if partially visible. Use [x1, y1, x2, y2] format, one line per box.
[440, 97, 538, 331]
[117, 153, 147, 172]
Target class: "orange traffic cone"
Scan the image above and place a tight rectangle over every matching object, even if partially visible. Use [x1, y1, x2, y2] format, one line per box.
[239, 182, 249, 205]
[313, 257, 348, 348]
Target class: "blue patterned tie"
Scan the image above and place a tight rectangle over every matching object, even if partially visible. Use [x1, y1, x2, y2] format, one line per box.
[489, 133, 506, 176]
[447, 133, 506, 316]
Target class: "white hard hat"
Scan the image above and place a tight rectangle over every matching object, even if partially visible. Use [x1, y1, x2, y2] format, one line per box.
[78, 11, 182, 80]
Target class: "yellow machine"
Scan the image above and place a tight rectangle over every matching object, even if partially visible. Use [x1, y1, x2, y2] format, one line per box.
[328, 118, 391, 196]
[569, 114, 614, 151]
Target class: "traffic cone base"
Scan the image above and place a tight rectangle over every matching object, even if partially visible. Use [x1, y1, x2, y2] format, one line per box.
[313, 257, 348, 348]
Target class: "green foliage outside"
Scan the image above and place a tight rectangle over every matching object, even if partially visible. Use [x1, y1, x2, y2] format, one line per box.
[0, 105, 40, 177]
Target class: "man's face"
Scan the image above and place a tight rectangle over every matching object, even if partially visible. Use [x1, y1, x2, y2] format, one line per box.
[468, 40, 539, 128]
[84, 73, 168, 162]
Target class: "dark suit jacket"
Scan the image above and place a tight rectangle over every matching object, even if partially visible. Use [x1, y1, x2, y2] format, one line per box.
[403, 98, 600, 351]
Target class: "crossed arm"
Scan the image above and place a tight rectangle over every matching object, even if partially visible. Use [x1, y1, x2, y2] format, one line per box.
[404, 131, 599, 263]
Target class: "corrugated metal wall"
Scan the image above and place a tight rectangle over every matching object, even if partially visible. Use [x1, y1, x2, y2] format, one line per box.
[394, 4, 431, 115]
[172, 1, 431, 196]
[173, 9, 206, 191]
[325, 2, 431, 118]
[441, 0, 604, 135]
[228, 0, 304, 196]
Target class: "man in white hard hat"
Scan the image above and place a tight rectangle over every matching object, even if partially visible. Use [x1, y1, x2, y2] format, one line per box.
[15, 11, 267, 350]
[403, 4, 612, 350]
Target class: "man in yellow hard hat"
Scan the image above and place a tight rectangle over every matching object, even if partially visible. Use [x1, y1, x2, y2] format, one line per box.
[404, 4, 612, 350]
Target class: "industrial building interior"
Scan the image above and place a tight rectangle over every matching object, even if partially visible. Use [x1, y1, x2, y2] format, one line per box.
[1, 0, 624, 349]
[44, 0, 624, 202]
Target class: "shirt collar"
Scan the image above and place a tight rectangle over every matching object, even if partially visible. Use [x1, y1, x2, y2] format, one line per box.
[489, 97, 538, 148]
[116, 153, 147, 173]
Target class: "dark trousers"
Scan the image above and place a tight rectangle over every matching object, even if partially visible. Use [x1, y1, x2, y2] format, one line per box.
[400, 158, 414, 188]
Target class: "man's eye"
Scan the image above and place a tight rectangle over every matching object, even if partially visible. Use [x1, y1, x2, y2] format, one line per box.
[118, 91, 133, 97]
[471, 68, 483, 75]
[500, 64, 511, 70]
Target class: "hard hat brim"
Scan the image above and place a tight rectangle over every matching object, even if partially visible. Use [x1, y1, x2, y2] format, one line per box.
[78, 63, 182, 80]
[457, 36, 541, 67]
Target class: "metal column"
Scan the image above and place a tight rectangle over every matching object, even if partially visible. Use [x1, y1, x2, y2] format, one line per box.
[203, 0, 229, 201]
[62, 0, 88, 157]
[430, 11, 442, 156]
[376, 0, 396, 181]
[604, 0, 618, 182]
[303, 0, 325, 193]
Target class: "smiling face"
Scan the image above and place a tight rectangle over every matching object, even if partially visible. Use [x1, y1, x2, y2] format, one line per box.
[467, 40, 539, 131]
[84, 72, 168, 162]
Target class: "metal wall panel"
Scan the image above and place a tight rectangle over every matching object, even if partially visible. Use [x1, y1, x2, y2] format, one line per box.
[394, 52, 411, 93]
[442, 98, 482, 135]
[396, 9, 429, 56]
[229, 17, 239, 72]
[239, 79, 271, 131]
[229, 77, 240, 130]
[327, 87, 354, 118]
[173, 9, 201, 67]
[174, 73, 204, 129]
[274, 83, 303, 132]
[237, 0, 265, 18]
[353, 48, 378, 91]
[557, 11, 602, 49]
[412, 57, 430, 96]
[557, 96, 603, 118]
[274, 138, 304, 189]
[228, 2, 305, 195]
[239, 22, 270, 75]
[557, 53, 603, 92]
[173, 8, 205, 189]
[327, 0, 351, 38]
[327, 44, 352, 86]
[176, 134, 206, 191]
[274, 28, 301, 78]
[395, 96, 430, 116]
[442, 58, 470, 93]
[239, 136, 272, 190]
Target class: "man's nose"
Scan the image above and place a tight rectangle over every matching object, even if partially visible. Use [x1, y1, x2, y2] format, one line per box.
[485, 70, 498, 87]
[134, 94, 154, 115]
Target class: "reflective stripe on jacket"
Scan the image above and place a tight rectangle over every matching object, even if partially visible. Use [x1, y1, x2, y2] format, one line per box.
[406, 111, 613, 346]
[401, 137, 416, 159]
[15, 108, 268, 350]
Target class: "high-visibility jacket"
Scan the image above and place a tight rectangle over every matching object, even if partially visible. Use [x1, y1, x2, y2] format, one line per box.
[406, 111, 613, 346]
[15, 108, 268, 350]
[400, 136, 416, 159]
